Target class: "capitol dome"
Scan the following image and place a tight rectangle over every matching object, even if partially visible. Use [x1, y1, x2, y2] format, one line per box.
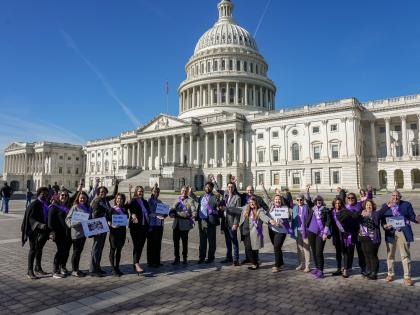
[178, 0, 277, 119]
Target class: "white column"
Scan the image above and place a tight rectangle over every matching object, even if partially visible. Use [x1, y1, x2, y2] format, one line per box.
[123, 145, 128, 167]
[204, 133, 209, 168]
[265, 128, 271, 164]
[239, 132, 244, 164]
[223, 130, 228, 167]
[259, 86, 263, 107]
[385, 117, 391, 158]
[41, 152, 45, 173]
[199, 85, 203, 107]
[304, 122, 311, 162]
[214, 131, 218, 167]
[207, 83, 211, 106]
[245, 83, 248, 105]
[235, 82, 239, 105]
[217, 83, 221, 105]
[180, 134, 185, 165]
[189, 134, 193, 165]
[172, 135, 176, 163]
[281, 126, 287, 162]
[264, 88, 268, 108]
[418, 114, 420, 143]
[196, 135, 201, 166]
[143, 140, 148, 170]
[165, 136, 169, 163]
[401, 115, 408, 156]
[131, 144, 136, 168]
[251, 131, 257, 166]
[137, 141, 141, 168]
[226, 82, 230, 105]
[370, 120, 377, 157]
[322, 120, 329, 159]
[233, 129, 238, 166]
[186, 89, 190, 109]
[253, 85, 257, 106]
[157, 137, 162, 168]
[192, 87, 196, 108]
[245, 132, 250, 166]
[150, 139, 155, 170]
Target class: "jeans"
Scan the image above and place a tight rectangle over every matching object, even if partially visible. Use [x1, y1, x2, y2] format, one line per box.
[224, 226, 239, 262]
[90, 233, 107, 273]
[1, 197, 10, 213]
[28, 232, 48, 271]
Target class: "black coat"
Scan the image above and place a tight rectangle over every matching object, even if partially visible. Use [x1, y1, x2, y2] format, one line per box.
[331, 208, 360, 245]
[128, 198, 150, 229]
[48, 204, 71, 240]
[21, 199, 49, 246]
[107, 206, 128, 248]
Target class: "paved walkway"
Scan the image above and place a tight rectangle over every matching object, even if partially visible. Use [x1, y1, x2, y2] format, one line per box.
[1, 194, 420, 314]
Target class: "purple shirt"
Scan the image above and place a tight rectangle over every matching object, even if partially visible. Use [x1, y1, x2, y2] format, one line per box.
[308, 214, 320, 234]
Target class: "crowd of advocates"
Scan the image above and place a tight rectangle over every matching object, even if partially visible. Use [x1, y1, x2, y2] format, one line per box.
[20, 176, 420, 286]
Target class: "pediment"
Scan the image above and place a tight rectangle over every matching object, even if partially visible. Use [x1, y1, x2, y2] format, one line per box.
[139, 114, 189, 133]
[5, 142, 26, 152]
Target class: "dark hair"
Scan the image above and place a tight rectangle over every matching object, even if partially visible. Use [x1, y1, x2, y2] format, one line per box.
[74, 191, 89, 206]
[97, 186, 108, 195]
[36, 187, 49, 197]
[115, 193, 126, 205]
[313, 195, 325, 206]
[362, 199, 376, 211]
[332, 197, 344, 209]
[227, 181, 239, 195]
[346, 192, 357, 202]
[205, 182, 214, 189]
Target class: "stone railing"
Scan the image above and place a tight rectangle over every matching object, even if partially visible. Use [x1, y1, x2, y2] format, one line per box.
[362, 94, 420, 110]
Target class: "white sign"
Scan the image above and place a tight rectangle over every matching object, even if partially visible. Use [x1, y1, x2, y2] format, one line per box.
[81, 217, 110, 237]
[71, 211, 90, 223]
[155, 203, 170, 215]
[270, 207, 289, 220]
[112, 215, 128, 227]
[386, 216, 406, 229]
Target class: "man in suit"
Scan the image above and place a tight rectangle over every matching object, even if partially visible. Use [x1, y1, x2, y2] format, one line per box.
[381, 190, 420, 286]
[170, 186, 197, 265]
[192, 182, 220, 263]
[21, 187, 51, 279]
[241, 185, 268, 211]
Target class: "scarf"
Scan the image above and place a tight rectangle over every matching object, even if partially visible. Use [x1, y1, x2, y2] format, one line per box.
[313, 205, 327, 237]
[55, 203, 69, 214]
[360, 215, 377, 242]
[298, 205, 308, 238]
[333, 209, 352, 247]
[250, 209, 263, 240]
[38, 198, 49, 224]
[79, 203, 90, 213]
[346, 202, 362, 212]
[113, 206, 124, 215]
[178, 196, 194, 226]
[136, 198, 149, 225]
[201, 194, 216, 216]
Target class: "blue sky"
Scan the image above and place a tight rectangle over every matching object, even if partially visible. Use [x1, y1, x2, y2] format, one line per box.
[1, 0, 420, 173]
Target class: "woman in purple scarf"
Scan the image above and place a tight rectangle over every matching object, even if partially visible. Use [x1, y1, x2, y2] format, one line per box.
[331, 198, 361, 278]
[291, 193, 311, 272]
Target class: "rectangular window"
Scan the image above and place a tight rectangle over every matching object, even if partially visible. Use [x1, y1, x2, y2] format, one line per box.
[250, 63, 254, 73]
[244, 61, 247, 72]
[312, 126, 320, 134]
[396, 145, 403, 157]
[331, 144, 339, 158]
[379, 126, 386, 133]
[229, 60, 233, 70]
[313, 146, 321, 160]
[221, 60, 225, 71]
[76, 157, 80, 161]
[272, 131, 279, 138]
[257, 133, 264, 140]
[410, 123, 417, 130]
[67, 168, 71, 174]
[258, 150, 264, 163]
[236, 60, 241, 71]
[378, 144, 387, 158]
[330, 124, 338, 132]
[273, 149, 279, 162]
[412, 143, 420, 156]
[213, 60, 218, 71]
[292, 173, 300, 186]
[332, 170, 340, 184]
[68, 156, 71, 160]
[314, 171, 321, 185]
[59, 156, 63, 160]
[395, 125, 401, 132]
[273, 173, 280, 185]
[59, 167, 63, 174]
[258, 173, 265, 186]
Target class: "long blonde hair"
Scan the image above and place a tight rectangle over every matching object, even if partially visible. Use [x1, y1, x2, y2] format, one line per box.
[244, 196, 259, 219]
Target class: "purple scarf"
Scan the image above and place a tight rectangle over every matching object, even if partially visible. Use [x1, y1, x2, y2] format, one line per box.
[202, 194, 216, 216]
[38, 198, 49, 224]
[298, 205, 308, 238]
[346, 202, 362, 212]
[56, 203, 69, 214]
[113, 206, 124, 215]
[178, 196, 195, 226]
[136, 198, 149, 225]
[79, 203, 90, 214]
[313, 206, 328, 237]
[391, 204, 408, 230]
[333, 210, 352, 247]
[250, 209, 263, 240]
[272, 205, 292, 235]
[360, 221, 377, 243]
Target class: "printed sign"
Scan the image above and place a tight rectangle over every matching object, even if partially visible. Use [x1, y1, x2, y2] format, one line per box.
[112, 215, 128, 227]
[386, 216, 406, 229]
[155, 203, 170, 215]
[81, 217, 110, 237]
[270, 207, 289, 220]
[71, 211, 89, 223]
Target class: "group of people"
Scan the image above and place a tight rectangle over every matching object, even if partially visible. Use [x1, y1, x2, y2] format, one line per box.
[20, 177, 420, 286]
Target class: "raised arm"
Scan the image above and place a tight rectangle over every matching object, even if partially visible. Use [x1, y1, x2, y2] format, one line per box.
[106, 180, 119, 201]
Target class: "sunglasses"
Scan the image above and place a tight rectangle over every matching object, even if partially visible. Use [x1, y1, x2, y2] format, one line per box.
[296, 199, 303, 201]
[347, 197, 355, 200]
[60, 194, 69, 197]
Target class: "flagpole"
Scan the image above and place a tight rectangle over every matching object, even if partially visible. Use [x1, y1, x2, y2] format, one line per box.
[165, 81, 169, 114]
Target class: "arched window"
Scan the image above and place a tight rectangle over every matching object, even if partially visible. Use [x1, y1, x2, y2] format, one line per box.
[244, 61, 248, 72]
[221, 60, 226, 71]
[213, 60, 218, 71]
[229, 88, 234, 103]
[292, 143, 300, 161]
[221, 88, 226, 103]
[237, 60, 241, 71]
[256, 64, 259, 74]
[229, 59, 233, 70]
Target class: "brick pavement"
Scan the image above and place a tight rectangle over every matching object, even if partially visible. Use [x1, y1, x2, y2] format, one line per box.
[0, 193, 419, 314]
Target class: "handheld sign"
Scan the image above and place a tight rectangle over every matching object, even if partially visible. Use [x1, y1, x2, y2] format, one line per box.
[270, 207, 289, 220]
[112, 215, 128, 227]
[386, 216, 406, 229]
[72, 211, 89, 223]
[155, 203, 170, 216]
[81, 217, 110, 237]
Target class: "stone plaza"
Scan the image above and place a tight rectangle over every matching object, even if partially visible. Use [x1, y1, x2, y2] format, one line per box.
[0, 192, 419, 314]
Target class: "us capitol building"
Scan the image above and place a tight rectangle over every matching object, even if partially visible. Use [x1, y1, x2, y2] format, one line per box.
[3, 0, 420, 192]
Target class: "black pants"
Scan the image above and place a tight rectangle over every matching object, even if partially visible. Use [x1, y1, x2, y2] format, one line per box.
[90, 233, 107, 273]
[147, 226, 164, 265]
[269, 229, 286, 268]
[354, 240, 366, 271]
[198, 221, 216, 261]
[28, 232, 48, 272]
[71, 237, 86, 271]
[334, 234, 355, 270]
[130, 226, 148, 265]
[173, 227, 189, 260]
[243, 234, 259, 265]
[360, 236, 380, 274]
[109, 247, 122, 270]
[308, 232, 326, 271]
[61, 236, 72, 269]
[53, 236, 70, 273]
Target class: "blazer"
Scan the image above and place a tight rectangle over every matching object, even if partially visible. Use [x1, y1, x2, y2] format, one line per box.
[380, 200, 417, 243]
[222, 193, 242, 229]
[170, 197, 197, 231]
[191, 192, 220, 227]
[90, 183, 118, 219]
[128, 197, 151, 229]
[240, 193, 268, 210]
[65, 204, 92, 239]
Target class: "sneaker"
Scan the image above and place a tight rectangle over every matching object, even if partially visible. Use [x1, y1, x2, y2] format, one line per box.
[27, 270, 39, 280]
[72, 270, 86, 278]
[98, 269, 106, 275]
[368, 273, 378, 280]
[182, 259, 188, 265]
[303, 267, 311, 273]
[248, 265, 259, 270]
[311, 268, 319, 275]
[271, 266, 280, 273]
[53, 272, 65, 279]
[197, 259, 205, 264]
[315, 270, 324, 279]
[342, 269, 349, 278]
[61, 267, 70, 276]
[205, 259, 214, 264]
[404, 278, 414, 286]
[233, 261, 240, 267]
[112, 269, 121, 277]
[34, 268, 48, 276]
[332, 270, 342, 276]
[295, 264, 303, 271]
[385, 275, 394, 283]
[90, 272, 104, 277]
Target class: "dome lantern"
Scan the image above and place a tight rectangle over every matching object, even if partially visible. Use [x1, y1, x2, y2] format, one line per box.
[217, 0, 234, 23]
